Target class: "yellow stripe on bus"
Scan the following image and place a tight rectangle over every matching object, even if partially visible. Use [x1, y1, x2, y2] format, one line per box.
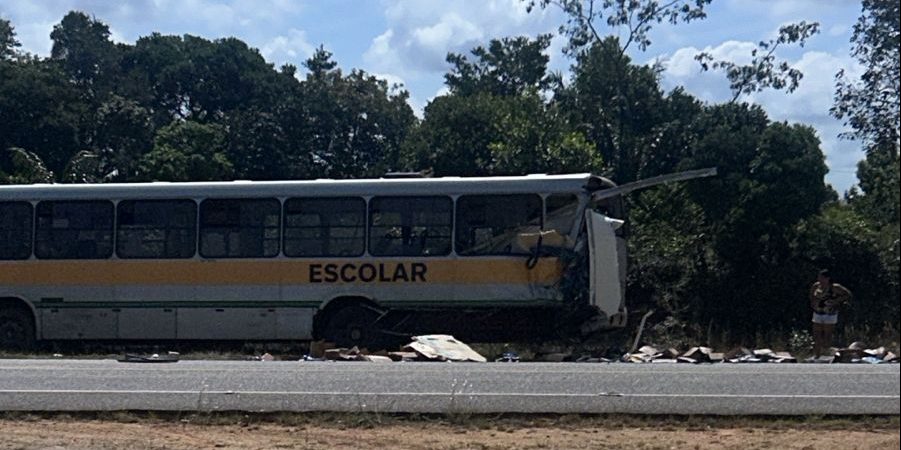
[0, 258, 562, 286]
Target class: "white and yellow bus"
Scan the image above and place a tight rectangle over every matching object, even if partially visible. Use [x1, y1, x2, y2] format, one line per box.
[0, 173, 633, 349]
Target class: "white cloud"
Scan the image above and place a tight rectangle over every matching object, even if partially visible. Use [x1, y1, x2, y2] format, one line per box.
[658, 41, 864, 192]
[364, 0, 560, 80]
[108, 26, 128, 44]
[260, 28, 315, 67]
[664, 46, 702, 78]
[411, 13, 484, 55]
[828, 24, 849, 37]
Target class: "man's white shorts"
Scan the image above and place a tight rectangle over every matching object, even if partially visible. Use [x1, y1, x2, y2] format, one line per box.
[812, 312, 838, 325]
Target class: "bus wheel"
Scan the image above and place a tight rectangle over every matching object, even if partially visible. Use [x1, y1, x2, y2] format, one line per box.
[0, 308, 36, 351]
[322, 305, 389, 350]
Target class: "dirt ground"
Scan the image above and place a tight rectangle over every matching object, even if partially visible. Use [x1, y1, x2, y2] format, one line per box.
[0, 414, 898, 450]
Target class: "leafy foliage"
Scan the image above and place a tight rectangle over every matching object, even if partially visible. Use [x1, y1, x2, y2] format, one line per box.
[446, 34, 556, 96]
[830, 0, 900, 325]
[1, 17, 20, 60]
[408, 36, 600, 176]
[0, 148, 54, 184]
[696, 21, 821, 101]
[832, 0, 900, 147]
[138, 120, 232, 181]
[524, 0, 711, 54]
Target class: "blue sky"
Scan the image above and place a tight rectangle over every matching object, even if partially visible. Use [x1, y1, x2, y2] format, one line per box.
[0, 0, 865, 192]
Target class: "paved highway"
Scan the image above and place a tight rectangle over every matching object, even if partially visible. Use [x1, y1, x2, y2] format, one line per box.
[0, 359, 897, 415]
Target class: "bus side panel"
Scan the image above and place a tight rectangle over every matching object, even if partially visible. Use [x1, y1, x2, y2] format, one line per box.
[118, 308, 176, 339]
[114, 284, 186, 340]
[28, 285, 115, 340]
[176, 307, 274, 340]
[41, 307, 117, 339]
[274, 308, 314, 339]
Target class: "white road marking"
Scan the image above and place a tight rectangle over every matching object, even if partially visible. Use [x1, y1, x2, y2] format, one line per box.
[1, 389, 898, 399]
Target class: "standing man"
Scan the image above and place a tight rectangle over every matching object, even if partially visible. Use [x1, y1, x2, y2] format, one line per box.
[809, 269, 853, 358]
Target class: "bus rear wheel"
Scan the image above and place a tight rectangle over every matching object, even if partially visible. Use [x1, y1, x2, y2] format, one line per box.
[0, 308, 36, 351]
[321, 305, 396, 350]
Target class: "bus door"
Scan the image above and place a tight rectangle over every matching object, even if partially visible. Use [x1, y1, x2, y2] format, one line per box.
[583, 167, 718, 330]
[585, 210, 625, 326]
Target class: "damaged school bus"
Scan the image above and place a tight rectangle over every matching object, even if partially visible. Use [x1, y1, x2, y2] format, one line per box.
[0, 170, 713, 349]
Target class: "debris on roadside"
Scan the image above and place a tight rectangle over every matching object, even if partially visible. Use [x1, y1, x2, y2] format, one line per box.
[246, 352, 276, 361]
[621, 345, 797, 364]
[293, 337, 898, 364]
[678, 346, 715, 364]
[403, 335, 487, 362]
[359, 354, 393, 363]
[308, 335, 488, 363]
[387, 351, 420, 362]
[495, 351, 521, 363]
[117, 352, 179, 363]
[832, 344, 899, 364]
[323, 346, 364, 361]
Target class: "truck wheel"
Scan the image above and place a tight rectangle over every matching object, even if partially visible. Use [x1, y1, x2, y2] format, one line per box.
[0, 308, 36, 351]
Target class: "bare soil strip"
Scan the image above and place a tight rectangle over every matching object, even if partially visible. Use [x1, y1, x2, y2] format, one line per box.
[0, 413, 897, 450]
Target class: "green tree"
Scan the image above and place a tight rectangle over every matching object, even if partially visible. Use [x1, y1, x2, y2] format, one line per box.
[445, 34, 556, 96]
[408, 33, 601, 177]
[833, 0, 900, 225]
[50, 11, 120, 93]
[138, 120, 233, 181]
[1, 17, 20, 60]
[297, 48, 415, 178]
[403, 94, 501, 175]
[560, 37, 667, 182]
[0, 147, 54, 184]
[831, 0, 900, 324]
[91, 95, 154, 180]
[406, 91, 600, 176]
[0, 56, 84, 175]
[832, 0, 900, 148]
[125, 33, 283, 125]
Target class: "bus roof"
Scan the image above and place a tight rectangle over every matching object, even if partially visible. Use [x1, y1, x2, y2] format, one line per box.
[0, 173, 616, 201]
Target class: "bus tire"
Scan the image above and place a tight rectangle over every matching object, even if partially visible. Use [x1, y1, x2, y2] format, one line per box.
[321, 305, 392, 350]
[0, 307, 36, 351]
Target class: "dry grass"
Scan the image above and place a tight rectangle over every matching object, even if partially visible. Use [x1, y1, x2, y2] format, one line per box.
[2, 411, 898, 430]
[0, 412, 898, 450]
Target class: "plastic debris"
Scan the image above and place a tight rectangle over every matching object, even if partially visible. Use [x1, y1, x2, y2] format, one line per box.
[403, 335, 487, 362]
[117, 352, 179, 363]
[495, 351, 521, 363]
[387, 351, 419, 362]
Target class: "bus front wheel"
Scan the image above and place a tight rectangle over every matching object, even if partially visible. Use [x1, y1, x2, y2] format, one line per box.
[321, 305, 392, 350]
[0, 307, 36, 351]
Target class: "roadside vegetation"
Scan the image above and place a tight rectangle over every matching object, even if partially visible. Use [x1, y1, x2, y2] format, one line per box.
[1, 0, 898, 348]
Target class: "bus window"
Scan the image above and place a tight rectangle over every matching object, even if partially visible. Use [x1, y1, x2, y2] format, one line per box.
[369, 196, 452, 257]
[545, 194, 579, 237]
[284, 197, 365, 257]
[456, 194, 542, 255]
[199, 198, 280, 258]
[0, 201, 33, 260]
[117, 199, 197, 259]
[35, 200, 114, 259]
